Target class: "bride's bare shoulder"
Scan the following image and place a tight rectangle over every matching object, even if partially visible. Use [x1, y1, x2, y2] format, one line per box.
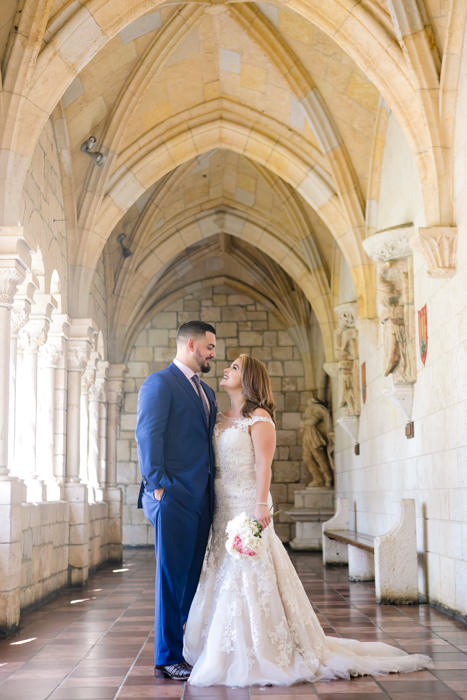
[251, 408, 271, 419]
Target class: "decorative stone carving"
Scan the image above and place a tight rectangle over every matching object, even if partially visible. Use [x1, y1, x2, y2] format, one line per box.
[0, 268, 25, 307]
[10, 301, 31, 336]
[81, 366, 96, 393]
[334, 303, 360, 416]
[300, 398, 334, 488]
[17, 321, 49, 354]
[67, 342, 90, 372]
[334, 302, 357, 329]
[364, 226, 417, 388]
[10, 275, 38, 335]
[378, 260, 416, 383]
[362, 225, 413, 262]
[66, 318, 97, 372]
[38, 340, 62, 368]
[412, 226, 457, 277]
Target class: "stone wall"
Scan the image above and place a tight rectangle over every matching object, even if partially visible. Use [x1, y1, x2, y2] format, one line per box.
[333, 89, 467, 615]
[118, 283, 321, 545]
[20, 502, 69, 609]
[19, 500, 114, 611]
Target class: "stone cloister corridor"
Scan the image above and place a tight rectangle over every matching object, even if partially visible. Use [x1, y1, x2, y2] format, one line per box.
[0, 0, 467, 695]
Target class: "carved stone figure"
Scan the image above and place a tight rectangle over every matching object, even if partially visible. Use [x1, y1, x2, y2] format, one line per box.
[301, 398, 334, 488]
[334, 304, 360, 416]
[378, 260, 416, 383]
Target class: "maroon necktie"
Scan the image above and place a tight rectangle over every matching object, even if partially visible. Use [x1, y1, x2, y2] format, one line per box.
[192, 374, 209, 423]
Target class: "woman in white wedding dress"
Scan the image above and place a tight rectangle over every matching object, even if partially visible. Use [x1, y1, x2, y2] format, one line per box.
[183, 354, 432, 687]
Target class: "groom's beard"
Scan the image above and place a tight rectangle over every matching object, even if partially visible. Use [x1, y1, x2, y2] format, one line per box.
[194, 348, 213, 374]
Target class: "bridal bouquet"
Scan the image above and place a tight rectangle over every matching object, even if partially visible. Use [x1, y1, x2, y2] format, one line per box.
[225, 512, 264, 559]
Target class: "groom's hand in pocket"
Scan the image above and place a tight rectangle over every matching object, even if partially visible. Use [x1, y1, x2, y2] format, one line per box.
[154, 488, 164, 501]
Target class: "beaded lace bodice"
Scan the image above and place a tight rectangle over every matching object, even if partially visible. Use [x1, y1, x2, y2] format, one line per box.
[212, 414, 273, 534]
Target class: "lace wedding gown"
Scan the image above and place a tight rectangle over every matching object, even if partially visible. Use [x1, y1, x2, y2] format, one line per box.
[183, 415, 432, 687]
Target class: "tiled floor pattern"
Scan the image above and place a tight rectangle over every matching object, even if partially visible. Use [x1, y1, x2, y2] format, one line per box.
[0, 549, 466, 699]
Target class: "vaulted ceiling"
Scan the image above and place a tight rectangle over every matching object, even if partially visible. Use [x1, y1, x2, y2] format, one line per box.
[0, 0, 462, 361]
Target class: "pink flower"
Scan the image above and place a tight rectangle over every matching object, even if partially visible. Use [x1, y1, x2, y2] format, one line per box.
[233, 535, 257, 557]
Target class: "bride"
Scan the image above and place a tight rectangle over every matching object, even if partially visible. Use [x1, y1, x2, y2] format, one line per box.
[183, 354, 432, 686]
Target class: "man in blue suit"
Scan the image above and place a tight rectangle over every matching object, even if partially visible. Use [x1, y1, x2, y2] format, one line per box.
[136, 321, 217, 681]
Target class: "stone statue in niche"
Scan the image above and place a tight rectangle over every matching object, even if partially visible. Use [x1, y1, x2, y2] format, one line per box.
[301, 398, 334, 488]
[334, 312, 360, 416]
[378, 260, 416, 383]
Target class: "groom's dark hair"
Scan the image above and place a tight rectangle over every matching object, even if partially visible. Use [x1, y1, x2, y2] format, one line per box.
[176, 321, 216, 344]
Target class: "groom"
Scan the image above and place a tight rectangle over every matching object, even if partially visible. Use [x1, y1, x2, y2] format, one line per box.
[136, 321, 217, 681]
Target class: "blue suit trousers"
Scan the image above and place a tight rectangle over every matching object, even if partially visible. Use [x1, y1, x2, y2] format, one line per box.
[142, 485, 211, 665]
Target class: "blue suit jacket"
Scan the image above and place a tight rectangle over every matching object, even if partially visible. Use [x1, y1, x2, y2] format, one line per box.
[135, 363, 217, 509]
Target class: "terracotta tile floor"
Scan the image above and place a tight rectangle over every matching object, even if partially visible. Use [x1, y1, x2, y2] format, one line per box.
[1, 549, 466, 699]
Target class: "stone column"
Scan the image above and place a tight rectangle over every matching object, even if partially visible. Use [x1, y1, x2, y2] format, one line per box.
[79, 364, 96, 487]
[87, 365, 107, 502]
[8, 282, 34, 476]
[0, 232, 30, 635]
[97, 361, 109, 497]
[46, 316, 69, 497]
[66, 336, 92, 484]
[363, 226, 416, 421]
[105, 364, 127, 561]
[37, 340, 62, 500]
[15, 311, 51, 502]
[64, 319, 95, 585]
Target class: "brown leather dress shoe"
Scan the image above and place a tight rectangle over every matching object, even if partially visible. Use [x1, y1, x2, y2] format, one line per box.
[154, 661, 191, 680]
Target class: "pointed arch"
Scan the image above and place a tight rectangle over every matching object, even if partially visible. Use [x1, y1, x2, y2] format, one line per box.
[109, 205, 334, 362]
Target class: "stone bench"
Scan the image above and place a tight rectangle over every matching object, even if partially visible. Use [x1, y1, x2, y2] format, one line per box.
[322, 497, 419, 604]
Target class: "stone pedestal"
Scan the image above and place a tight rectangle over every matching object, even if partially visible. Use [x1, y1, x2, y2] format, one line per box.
[286, 487, 334, 550]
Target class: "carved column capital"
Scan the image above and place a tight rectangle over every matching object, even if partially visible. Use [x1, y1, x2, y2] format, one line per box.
[363, 225, 413, 262]
[66, 318, 97, 372]
[81, 365, 97, 393]
[0, 266, 26, 308]
[17, 318, 50, 353]
[67, 341, 90, 372]
[10, 274, 38, 335]
[11, 299, 32, 335]
[0, 227, 30, 308]
[38, 340, 62, 368]
[412, 226, 457, 277]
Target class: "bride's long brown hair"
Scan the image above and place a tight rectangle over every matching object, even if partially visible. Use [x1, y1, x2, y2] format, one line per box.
[239, 354, 276, 422]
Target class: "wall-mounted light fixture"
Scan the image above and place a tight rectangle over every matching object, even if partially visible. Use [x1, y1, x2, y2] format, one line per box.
[80, 136, 106, 166]
[117, 233, 133, 258]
